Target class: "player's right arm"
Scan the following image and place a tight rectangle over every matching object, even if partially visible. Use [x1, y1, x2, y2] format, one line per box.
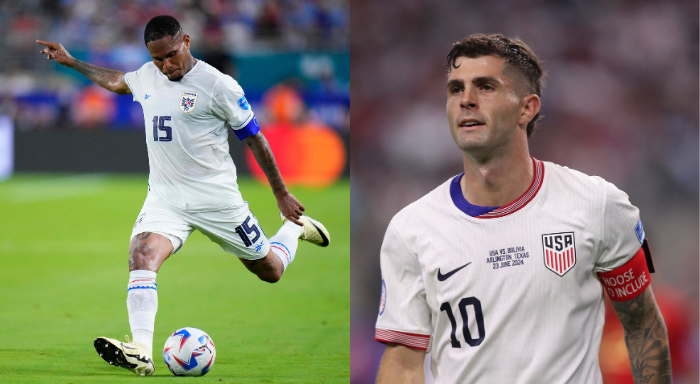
[37, 40, 131, 95]
[376, 344, 426, 384]
[375, 221, 431, 383]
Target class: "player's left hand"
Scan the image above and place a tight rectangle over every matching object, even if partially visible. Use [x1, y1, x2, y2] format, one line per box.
[277, 191, 305, 226]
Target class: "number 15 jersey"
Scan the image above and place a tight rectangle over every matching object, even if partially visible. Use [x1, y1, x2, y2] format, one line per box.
[375, 158, 645, 384]
[125, 60, 257, 212]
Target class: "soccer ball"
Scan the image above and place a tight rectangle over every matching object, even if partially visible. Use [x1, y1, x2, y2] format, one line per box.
[163, 327, 216, 376]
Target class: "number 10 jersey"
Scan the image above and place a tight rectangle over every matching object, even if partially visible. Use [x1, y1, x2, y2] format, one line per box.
[375, 158, 644, 384]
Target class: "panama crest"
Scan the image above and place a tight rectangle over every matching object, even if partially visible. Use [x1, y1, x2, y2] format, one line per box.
[542, 232, 576, 276]
[179, 91, 199, 113]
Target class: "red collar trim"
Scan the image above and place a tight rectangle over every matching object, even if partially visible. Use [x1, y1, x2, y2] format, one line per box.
[476, 157, 544, 219]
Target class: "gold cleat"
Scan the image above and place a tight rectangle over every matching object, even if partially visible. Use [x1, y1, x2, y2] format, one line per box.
[94, 336, 154, 376]
[280, 213, 330, 247]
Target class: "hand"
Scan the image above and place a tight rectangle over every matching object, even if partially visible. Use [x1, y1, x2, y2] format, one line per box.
[37, 40, 75, 67]
[277, 191, 305, 226]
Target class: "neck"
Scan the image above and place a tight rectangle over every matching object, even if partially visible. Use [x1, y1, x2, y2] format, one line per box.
[183, 55, 197, 75]
[460, 137, 533, 207]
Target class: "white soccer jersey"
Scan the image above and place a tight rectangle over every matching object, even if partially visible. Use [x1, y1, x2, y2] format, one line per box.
[375, 158, 645, 384]
[124, 60, 257, 211]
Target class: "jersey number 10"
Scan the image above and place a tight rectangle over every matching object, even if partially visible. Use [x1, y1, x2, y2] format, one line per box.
[152, 116, 172, 142]
[440, 297, 485, 348]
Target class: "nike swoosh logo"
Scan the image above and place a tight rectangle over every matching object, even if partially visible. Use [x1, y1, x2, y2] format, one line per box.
[310, 221, 330, 247]
[437, 262, 472, 281]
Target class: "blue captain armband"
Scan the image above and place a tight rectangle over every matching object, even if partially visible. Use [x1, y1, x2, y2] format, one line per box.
[233, 116, 260, 140]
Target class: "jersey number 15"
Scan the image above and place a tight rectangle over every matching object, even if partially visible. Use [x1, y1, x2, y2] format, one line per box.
[153, 116, 172, 142]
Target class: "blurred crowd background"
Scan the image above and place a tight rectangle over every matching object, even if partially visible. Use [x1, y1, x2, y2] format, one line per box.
[351, 0, 698, 383]
[0, 0, 349, 186]
[0, 0, 349, 134]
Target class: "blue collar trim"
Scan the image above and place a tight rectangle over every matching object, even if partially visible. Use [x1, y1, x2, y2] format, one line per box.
[450, 173, 500, 217]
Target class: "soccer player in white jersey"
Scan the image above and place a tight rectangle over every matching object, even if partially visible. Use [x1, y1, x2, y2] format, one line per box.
[37, 15, 330, 376]
[375, 34, 672, 384]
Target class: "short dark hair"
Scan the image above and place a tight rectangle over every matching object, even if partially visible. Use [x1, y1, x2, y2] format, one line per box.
[446, 34, 545, 138]
[144, 15, 182, 45]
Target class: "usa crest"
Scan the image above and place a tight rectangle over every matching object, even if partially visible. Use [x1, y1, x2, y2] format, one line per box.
[542, 232, 576, 276]
[179, 91, 198, 113]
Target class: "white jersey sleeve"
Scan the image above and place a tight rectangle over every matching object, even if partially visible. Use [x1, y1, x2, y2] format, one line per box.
[211, 76, 256, 139]
[594, 181, 644, 272]
[375, 220, 432, 351]
[124, 63, 150, 103]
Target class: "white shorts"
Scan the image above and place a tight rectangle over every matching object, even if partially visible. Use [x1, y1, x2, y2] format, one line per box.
[130, 196, 270, 260]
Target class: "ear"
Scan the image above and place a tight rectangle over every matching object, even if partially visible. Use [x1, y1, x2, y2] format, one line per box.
[183, 34, 191, 49]
[519, 94, 540, 128]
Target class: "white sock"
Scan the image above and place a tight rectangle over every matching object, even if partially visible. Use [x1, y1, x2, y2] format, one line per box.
[270, 221, 303, 272]
[127, 270, 157, 356]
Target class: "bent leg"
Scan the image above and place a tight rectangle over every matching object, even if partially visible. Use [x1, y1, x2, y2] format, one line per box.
[239, 250, 285, 283]
[239, 220, 304, 283]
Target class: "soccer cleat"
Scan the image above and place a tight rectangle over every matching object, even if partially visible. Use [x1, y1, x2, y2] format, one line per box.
[281, 213, 330, 247]
[94, 336, 154, 376]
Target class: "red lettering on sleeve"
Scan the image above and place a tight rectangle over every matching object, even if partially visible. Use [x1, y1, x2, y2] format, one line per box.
[598, 246, 651, 302]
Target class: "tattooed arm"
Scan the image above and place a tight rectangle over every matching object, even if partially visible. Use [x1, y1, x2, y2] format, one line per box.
[37, 40, 131, 95]
[611, 286, 672, 384]
[244, 131, 305, 225]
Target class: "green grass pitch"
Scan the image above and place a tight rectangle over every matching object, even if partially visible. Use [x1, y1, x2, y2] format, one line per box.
[0, 175, 349, 383]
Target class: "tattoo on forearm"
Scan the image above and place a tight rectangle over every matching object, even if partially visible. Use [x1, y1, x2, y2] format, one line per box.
[611, 289, 672, 384]
[72, 60, 125, 92]
[246, 134, 286, 195]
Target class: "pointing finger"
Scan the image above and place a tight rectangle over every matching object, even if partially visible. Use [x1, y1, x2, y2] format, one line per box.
[37, 40, 57, 49]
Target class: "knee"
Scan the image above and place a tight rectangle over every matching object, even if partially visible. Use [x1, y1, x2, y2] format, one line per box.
[257, 270, 282, 284]
[129, 243, 156, 271]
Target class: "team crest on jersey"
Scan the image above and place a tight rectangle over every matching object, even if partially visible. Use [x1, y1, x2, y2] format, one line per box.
[542, 232, 576, 276]
[179, 91, 199, 113]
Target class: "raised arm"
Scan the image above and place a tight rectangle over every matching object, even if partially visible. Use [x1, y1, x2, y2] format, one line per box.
[37, 40, 131, 95]
[611, 286, 672, 384]
[243, 131, 304, 225]
[376, 344, 426, 384]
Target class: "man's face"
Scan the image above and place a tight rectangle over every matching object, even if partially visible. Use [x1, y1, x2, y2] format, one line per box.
[147, 33, 192, 81]
[446, 55, 528, 156]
